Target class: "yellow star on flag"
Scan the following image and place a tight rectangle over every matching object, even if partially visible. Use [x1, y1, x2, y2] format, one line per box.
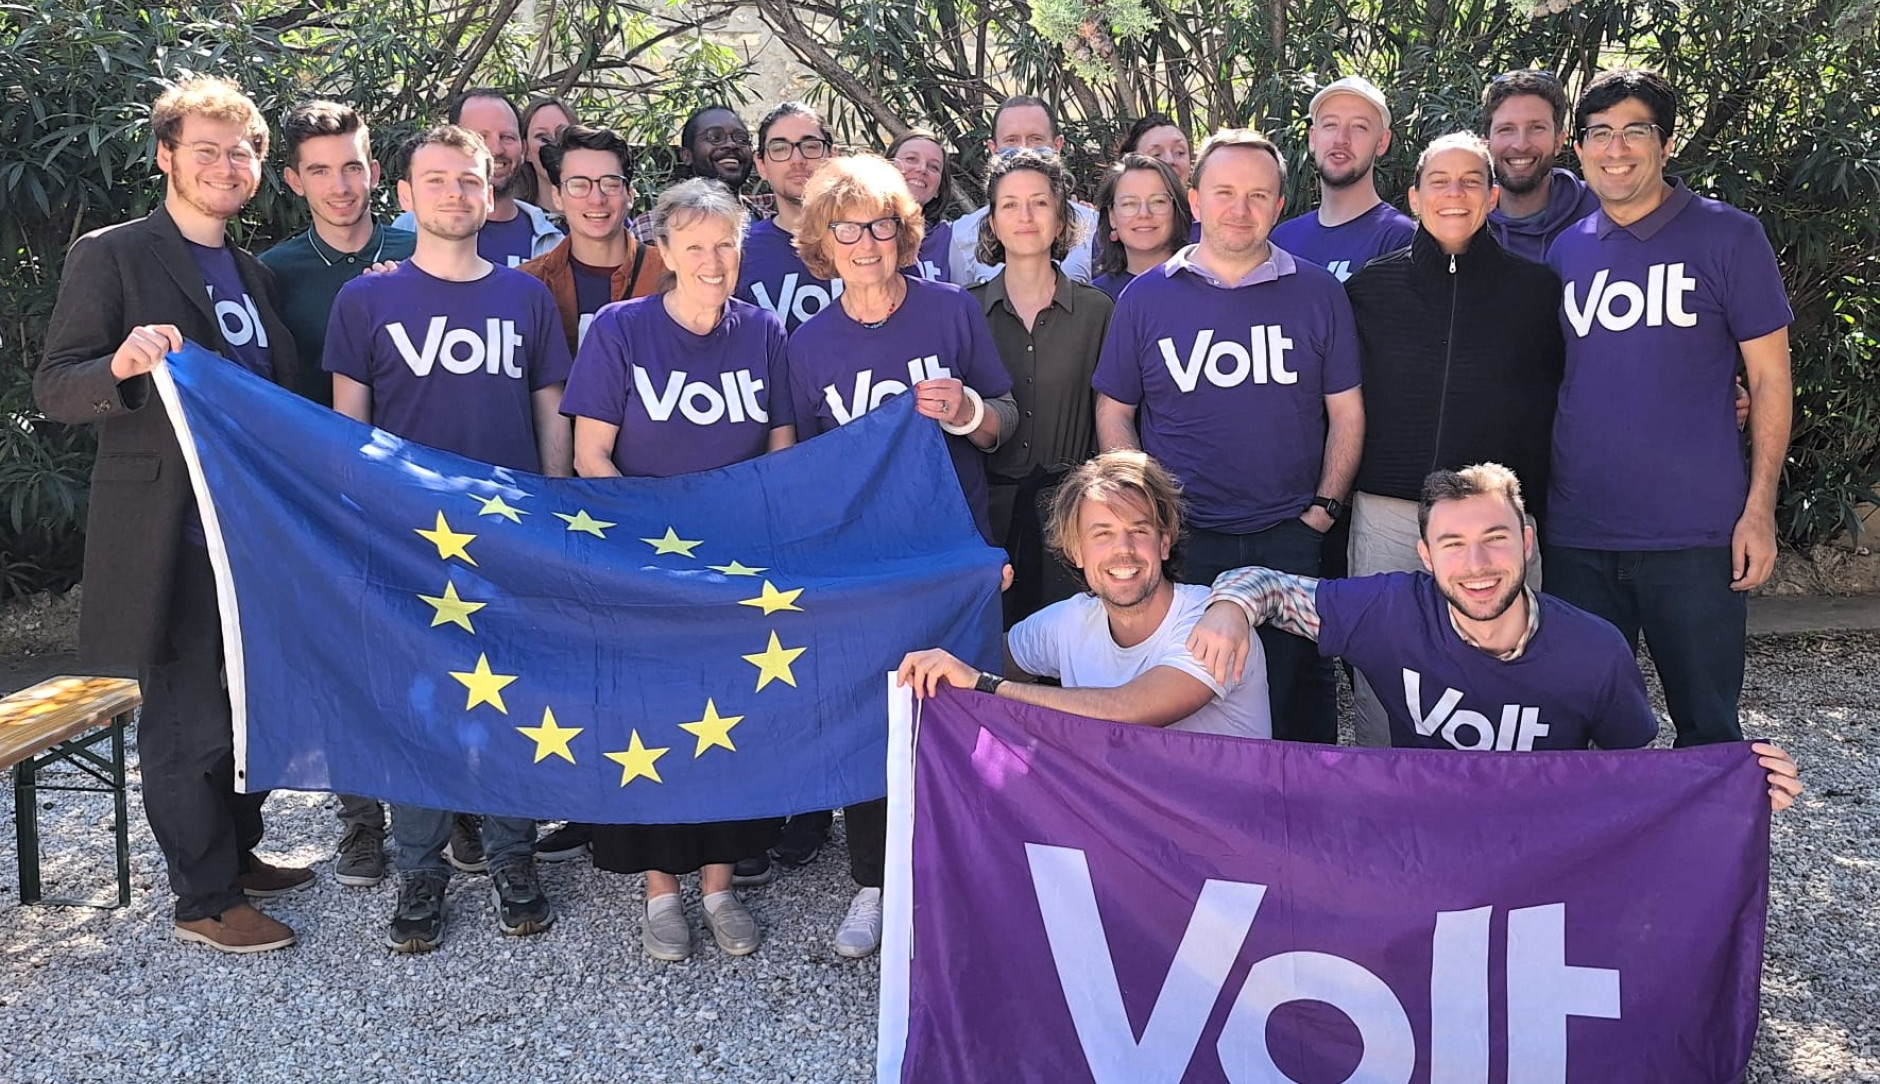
[604, 730, 669, 786]
[449, 653, 517, 714]
[416, 512, 477, 565]
[555, 509, 617, 537]
[417, 580, 487, 632]
[472, 494, 528, 522]
[516, 706, 583, 764]
[709, 560, 766, 576]
[742, 631, 807, 691]
[739, 580, 804, 616]
[677, 699, 744, 757]
[642, 527, 703, 557]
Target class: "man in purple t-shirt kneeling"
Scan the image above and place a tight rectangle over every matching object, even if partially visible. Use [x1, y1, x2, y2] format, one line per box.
[1093, 128, 1365, 746]
[1543, 69, 1793, 749]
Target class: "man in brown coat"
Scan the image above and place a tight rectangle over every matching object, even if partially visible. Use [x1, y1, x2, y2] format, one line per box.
[34, 76, 314, 953]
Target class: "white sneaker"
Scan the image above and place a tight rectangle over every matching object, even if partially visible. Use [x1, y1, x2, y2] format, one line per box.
[833, 886, 883, 958]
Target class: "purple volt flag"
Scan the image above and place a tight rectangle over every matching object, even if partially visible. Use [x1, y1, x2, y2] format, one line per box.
[878, 688, 1771, 1084]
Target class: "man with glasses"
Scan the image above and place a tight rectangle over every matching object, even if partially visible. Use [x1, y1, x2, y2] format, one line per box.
[1543, 68, 1793, 749]
[394, 89, 562, 268]
[948, 95, 1100, 287]
[1481, 69, 1601, 261]
[632, 105, 768, 241]
[36, 75, 311, 953]
[735, 101, 841, 331]
[1270, 76, 1415, 283]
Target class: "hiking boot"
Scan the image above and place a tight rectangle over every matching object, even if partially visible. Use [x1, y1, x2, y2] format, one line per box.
[238, 854, 315, 898]
[642, 897, 692, 961]
[731, 854, 776, 887]
[834, 886, 883, 959]
[334, 825, 386, 888]
[703, 893, 761, 956]
[491, 861, 554, 937]
[533, 822, 592, 862]
[446, 813, 487, 873]
[772, 811, 830, 868]
[386, 874, 448, 953]
[174, 903, 296, 954]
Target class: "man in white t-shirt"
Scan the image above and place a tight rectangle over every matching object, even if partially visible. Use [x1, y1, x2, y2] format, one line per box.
[899, 450, 1271, 739]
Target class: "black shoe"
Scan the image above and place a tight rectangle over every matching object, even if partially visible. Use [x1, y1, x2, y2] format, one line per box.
[491, 861, 554, 937]
[386, 875, 448, 953]
[771, 811, 831, 868]
[446, 813, 487, 873]
[731, 854, 776, 886]
[534, 822, 592, 862]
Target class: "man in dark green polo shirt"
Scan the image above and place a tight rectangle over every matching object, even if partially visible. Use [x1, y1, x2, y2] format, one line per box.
[259, 100, 415, 406]
[258, 100, 415, 886]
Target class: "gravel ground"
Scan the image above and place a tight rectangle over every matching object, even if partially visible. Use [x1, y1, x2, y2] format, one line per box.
[0, 632, 1875, 1083]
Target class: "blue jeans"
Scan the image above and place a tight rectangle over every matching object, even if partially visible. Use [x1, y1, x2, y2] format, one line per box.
[1544, 545, 1746, 747]
[1186, 518, 1337, 744]
[391, 805, 535, 878]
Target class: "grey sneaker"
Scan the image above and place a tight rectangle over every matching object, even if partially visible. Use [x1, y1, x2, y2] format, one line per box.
[446, 814, 487, 873]
[490, 861, 554, 937]
[731, 854, 775, 886]
[703, 894, 761, 956]
[386, 875, 448, 953]
[642, 899, 692, 961]
[334, 824, 386, 888]
[834, 886, 883, 958]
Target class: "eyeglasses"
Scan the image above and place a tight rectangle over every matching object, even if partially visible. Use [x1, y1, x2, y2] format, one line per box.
[699, 127, 752, 148]
[1579, 122, 1662, 149]
[830, 216, 902, 244]
[996, 145, 1056, 160]
[179, 142, 258, 169]
[764, 136, 832, 162]
[561, 174, 628, 198]
[1492, 68, 1561, 85]
[1113, 194, 1174, 218]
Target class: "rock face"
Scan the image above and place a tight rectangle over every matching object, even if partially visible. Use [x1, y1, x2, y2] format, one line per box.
[693, 4, 820, 107]
[1759, 543, 1880, 597]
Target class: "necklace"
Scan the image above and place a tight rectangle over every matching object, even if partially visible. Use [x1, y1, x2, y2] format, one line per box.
[307, 225, 386, 268]
[844, 277, 906, 329]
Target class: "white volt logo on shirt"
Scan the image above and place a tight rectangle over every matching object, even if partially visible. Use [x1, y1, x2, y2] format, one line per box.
[1403, 669, 1551, 751]
[1563, 262, 1698, 337]
[823, 356, 952, 424]
[387, 317, 525, 378]
[748, 273, 844, 326]
[210, 290, 269, 349]
[634, 366, 768, 425]
[1326, 260, 1354, 281]
[1157, 327, 1297, 392]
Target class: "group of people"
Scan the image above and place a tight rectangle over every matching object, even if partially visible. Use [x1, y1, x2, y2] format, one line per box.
[36, 62, 1803, 969]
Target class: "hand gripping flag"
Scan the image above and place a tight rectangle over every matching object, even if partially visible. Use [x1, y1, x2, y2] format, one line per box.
[151, 342, 1003, 823]
[879, 687, 1772, 1084]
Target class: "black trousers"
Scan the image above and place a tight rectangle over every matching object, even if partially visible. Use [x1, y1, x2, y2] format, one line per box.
[137, 549, 268, 921]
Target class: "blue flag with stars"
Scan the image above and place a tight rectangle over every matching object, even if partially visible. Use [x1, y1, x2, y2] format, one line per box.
[151, 342, 1003, 823]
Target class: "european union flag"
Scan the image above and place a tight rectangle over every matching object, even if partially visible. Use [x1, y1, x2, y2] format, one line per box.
[152, 342, 1003, 823]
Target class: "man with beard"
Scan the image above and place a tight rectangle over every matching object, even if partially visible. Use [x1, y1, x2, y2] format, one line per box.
[896, 449, 1272, 740]
[1270, 76, 1415, 283]
[394, 89, 561, 268]
[734, 101, 841, 332]
[1481, 69, 1600, 261]
[631, 105, 767, 241]
[36, 75, 311, 953]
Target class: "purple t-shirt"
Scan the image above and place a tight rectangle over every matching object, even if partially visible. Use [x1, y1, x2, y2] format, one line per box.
[1269, 201, 1416, 282]
[916, 220, 952, 283]
[785, 276, 1012, 539]
[1546, 181, 1793, 549]
[185, 241, 274, 377]
[1090, 270, 1135, 301]
[478, 213, 537, 269]
[1318, 572, 1659, 751]
[736, 219, 843, 332]
[1092, 255, 1362, 533]
[561, 295, 789, 477]
[323, 262, 573, 471]
[571, 260, 616, 351]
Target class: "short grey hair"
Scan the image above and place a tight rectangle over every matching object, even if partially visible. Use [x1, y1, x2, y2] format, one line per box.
[651, 177, 749, 246]
[1414, 132, 1496, 187]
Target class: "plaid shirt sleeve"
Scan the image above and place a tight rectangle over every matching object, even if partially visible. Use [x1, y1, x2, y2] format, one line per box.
[1206, 566, 1322, 642]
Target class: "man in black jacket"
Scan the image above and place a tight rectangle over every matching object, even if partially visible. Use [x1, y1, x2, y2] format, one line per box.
[35, 76, 313, 952]
[1342, 133, 1563, 746]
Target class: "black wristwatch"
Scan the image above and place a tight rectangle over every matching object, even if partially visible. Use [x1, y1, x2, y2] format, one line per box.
[1309, 495, 1344, 520]
[974, 671, 1006, 695]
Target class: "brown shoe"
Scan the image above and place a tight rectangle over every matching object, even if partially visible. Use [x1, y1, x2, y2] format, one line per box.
[239, 854, 316, 898]
[174, 903, 297, 954]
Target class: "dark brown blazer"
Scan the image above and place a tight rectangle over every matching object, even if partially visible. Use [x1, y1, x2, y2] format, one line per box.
[35, 202, 296, 666]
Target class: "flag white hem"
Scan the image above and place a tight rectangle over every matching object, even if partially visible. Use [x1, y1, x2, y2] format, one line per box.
[876, 677, 919, 1082]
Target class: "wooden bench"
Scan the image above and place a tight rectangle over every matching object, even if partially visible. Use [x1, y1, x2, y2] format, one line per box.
[0, 676, 140, 908]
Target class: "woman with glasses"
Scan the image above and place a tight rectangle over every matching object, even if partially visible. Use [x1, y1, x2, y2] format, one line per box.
[1091, 154, 1195, 300]
[559, 178, 794, 962]
[886, 128, 954, 281]
[517, 97, 578, 217]
[735, 101, 841, 331]
[970, 150, 1113, 624]
[782, 154, 1017, 960]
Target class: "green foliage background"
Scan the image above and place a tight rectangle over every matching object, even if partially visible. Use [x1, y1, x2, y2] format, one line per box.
[3, 0, 1877, 599]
